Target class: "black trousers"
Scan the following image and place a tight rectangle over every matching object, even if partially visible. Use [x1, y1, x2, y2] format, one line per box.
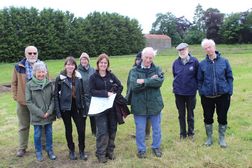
[95, 108, 117, 158]
[175, 94, 196, 137]
[201, 94, 231, 125]
[89, 116, 96, 135]
[62, 101, 86, 152]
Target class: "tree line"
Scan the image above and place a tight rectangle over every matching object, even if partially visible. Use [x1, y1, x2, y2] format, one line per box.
[0, 7, 145, 62]
[151, 4, 252, 45]
[1, 5, 252, 62]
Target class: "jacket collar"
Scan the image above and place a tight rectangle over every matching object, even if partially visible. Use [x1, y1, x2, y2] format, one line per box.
[60, 70, 82, 80]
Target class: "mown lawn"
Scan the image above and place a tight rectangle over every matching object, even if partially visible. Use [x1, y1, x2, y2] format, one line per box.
[0, 44, 251, 168]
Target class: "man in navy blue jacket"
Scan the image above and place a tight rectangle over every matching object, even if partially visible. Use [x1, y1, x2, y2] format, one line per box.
[172, 43, 199, 139]
[198, 39, 233, 148]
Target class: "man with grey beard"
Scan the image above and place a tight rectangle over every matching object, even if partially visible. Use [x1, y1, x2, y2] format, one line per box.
[11, 46, 40, 157]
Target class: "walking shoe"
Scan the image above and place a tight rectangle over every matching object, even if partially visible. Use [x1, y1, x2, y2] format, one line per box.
[80, 151, 88, 160]
[98, 156, 107, 163]
[47, 150, 57, 160]
[69, 151, 77, 160]
[36, 152, 43, 162]
[152, 148, 162, 157]
[106, 152, 116, 160]
[16, 149, 26, 157]
[137, 151, 146, 159]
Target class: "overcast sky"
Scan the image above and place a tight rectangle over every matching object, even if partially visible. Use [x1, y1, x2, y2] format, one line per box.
[1, 0, 252, 33]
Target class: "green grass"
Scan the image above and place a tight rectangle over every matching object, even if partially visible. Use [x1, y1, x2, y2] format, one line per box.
[0, 44, 252, 167]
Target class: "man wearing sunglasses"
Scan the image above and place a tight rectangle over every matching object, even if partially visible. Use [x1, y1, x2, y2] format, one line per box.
[11, 46, 39, 157]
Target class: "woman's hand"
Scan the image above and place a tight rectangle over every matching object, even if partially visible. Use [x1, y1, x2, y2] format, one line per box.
[108, 92, 114, 97]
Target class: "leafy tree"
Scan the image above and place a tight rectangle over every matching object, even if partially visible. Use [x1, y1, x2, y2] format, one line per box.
[203, 8, 224, 43]
[220, 13, 244, 43]
[150, 12, 183, 45]
[81, 12, 144, 56]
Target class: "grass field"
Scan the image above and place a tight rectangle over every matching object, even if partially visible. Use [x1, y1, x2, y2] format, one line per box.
[0, 44, 251, 168]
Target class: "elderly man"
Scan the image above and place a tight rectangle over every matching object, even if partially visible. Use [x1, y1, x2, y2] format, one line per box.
[11, 46, 39, 157]
[172, 43, 199, 140]
[129, 47, 164, 158]
[198, 39, 233, 148]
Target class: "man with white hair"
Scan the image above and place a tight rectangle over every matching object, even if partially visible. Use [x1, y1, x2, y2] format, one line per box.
[11, 46, 39, 157]
[128, 47, 164, 158]
[198, 39, 233, 148]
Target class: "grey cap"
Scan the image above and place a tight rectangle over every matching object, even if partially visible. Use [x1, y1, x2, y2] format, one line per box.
[176, 43, 189, 50]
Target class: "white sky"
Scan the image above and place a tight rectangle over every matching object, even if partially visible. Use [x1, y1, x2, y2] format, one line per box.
[1, 0, 252, 33]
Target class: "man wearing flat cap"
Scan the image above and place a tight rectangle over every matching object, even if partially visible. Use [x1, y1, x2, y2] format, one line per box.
[172, 43, 199, 140]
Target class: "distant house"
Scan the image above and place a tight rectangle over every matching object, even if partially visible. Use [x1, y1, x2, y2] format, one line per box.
[144, 34, 171, 51]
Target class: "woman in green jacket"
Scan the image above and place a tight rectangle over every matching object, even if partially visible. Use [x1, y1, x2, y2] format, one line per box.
[26, 61, 56, 161]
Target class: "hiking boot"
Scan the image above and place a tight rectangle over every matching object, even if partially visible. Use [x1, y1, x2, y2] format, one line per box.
[16, 149, 26, 157]
[98, 156, 107, 163]
[137, 151, 146, 159]
[36, 152, 43, 162]
[106, 152, 116, 160]
[80, 151, 88, 160]
[47, 150, 57, 160]
[69, 151, 77, 160]
[152, 148, 162, 157]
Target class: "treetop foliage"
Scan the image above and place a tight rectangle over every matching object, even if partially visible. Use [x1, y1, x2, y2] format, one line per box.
[0, 7, 145, 62]
[150, 4, 252, 45]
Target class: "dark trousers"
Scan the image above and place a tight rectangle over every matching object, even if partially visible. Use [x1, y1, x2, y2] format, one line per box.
[201, 94, 231, 125]
[89, 116, 96, 135]
[62, 102, 86, 152]
[95, 108, 117, 158]
[175, 94, 196, 137]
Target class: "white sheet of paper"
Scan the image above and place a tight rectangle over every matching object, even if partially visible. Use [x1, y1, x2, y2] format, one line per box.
[88, 93, 116, 115]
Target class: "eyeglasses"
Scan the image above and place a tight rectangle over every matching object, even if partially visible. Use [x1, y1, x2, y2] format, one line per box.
[28, 52, 37, 55]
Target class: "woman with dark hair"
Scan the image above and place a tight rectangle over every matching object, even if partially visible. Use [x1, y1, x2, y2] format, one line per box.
[89, 53, 123, 163]
[54, 56, 88, 160]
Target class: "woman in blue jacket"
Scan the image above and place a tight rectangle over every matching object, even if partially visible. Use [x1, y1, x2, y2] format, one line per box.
[198, 39, 233, 148]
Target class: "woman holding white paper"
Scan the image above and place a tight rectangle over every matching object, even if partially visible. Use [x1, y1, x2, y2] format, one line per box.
[89, 53, 123, 163]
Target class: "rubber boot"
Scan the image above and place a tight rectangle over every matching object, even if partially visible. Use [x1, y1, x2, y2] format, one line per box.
[204, 124, 213, 146]
[218, 124, 227, 148]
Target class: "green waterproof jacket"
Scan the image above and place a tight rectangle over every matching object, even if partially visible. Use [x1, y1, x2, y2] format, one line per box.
[129, 64, 164, 115]
[26, 78, 56, 125]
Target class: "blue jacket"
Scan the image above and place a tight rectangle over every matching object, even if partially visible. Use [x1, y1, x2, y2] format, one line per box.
[172, 54, 199, 96]
[197, 51, 234, 96]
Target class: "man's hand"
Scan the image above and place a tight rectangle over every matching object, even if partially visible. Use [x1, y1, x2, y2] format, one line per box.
[151, 74, 158, 79]
[43, 112, 49, 119]
[137, 79, 145, 84]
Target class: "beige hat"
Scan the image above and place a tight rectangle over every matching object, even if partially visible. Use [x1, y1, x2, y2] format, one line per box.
[176, 43, 189, 50]
[79, 52, 90, 62]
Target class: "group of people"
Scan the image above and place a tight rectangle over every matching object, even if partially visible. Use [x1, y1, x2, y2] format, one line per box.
[11, 38, 233, 163]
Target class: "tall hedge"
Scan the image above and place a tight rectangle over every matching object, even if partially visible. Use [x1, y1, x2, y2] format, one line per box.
[0, 7, 145, 62]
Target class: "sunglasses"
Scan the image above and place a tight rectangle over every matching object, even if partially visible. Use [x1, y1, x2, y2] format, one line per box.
[28, 52, 37, 55]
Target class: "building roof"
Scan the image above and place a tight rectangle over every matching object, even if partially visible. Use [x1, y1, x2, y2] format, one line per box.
[144, 34, 171, 40]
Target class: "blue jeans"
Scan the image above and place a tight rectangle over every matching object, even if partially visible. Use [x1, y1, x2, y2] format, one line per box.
[34, 123, 53, 152]
[134, 113, 161, 152]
